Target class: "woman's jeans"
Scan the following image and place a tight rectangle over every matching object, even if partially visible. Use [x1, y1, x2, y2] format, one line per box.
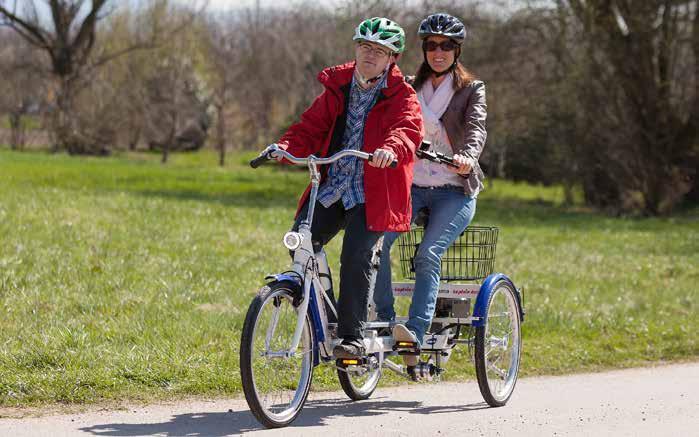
[374, 185, 477, 345]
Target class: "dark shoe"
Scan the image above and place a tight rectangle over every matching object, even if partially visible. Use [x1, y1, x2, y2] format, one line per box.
[376, 327, 393, 337]
[371, 316, 393, 337]
[333, 338, 365, 359]
[406, 365, 419, 382]
[406, 362, 434, 382]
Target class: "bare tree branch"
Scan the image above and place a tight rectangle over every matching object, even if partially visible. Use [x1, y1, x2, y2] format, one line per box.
[72, 0, 108, 63]
[0, 2, 52, 49]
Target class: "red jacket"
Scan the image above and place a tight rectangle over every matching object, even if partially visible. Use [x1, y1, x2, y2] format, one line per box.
[278, 62, 423, 232]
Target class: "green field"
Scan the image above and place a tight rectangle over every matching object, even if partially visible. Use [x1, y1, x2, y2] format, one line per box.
[0, 149, 697, 407]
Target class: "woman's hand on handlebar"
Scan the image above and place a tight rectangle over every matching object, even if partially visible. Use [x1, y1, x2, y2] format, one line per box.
[448, 154, 473, 175]
[369, 148, 397, 168]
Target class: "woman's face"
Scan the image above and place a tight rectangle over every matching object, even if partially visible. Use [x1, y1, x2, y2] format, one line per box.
[424, 35, 457, 74]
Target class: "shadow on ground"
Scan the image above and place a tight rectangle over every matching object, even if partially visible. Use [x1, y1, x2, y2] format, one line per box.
[79, 396, 490, 435]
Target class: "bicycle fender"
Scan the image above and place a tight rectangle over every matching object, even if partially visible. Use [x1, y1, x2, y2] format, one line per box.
[260, 274, 302, 295]
[472, 273, 525, 327]
[264, 273, 302, 287]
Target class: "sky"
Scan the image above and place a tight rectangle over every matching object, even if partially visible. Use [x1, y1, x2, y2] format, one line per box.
[205, 0, 268, 10]
[179, 0, 312, 11]
[6, 0, 523, 26]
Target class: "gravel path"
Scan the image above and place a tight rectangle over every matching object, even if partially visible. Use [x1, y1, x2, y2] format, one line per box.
[1, 362, 697, 436]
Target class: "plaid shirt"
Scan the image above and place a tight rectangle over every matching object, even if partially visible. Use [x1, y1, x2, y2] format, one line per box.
[318, 72, 387, 210]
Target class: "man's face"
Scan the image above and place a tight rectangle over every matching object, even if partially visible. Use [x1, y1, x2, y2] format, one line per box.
[355, 41, 394, 79]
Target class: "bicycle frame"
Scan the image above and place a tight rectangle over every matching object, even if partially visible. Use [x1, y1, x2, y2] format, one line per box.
[265, 149, 372, 363]
[253, 145, 515, 372]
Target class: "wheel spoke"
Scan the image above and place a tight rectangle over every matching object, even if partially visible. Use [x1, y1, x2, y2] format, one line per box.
[488, 361, 507, 379]
[484, 342, 501, 358]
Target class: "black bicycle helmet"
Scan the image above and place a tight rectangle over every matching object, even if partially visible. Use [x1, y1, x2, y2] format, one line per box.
[418, 13, 466, 43]
[417, 13, 466, 77]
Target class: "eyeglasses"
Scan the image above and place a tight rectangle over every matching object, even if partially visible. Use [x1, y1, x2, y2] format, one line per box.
[358, 43, 391, 58]
[422, 39, 459, 52]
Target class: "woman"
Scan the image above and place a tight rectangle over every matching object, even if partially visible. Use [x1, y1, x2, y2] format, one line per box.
[373, 13, 487, 368]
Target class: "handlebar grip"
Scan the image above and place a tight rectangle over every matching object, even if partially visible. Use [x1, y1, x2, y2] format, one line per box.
[367, 153, 399, 169]
[249, 154, 269, 168]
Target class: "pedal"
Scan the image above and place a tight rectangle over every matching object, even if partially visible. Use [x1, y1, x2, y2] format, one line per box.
[393, 340, 420, 355]
[336, 357, 367, 368]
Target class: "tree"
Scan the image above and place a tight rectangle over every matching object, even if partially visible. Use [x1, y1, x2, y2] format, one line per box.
[0, 0, 113, 153]
[0, 30, 46, 150]
[564, 0, 698, 214]
[0, 0, 203, 155]
[202, 15, 240, 166]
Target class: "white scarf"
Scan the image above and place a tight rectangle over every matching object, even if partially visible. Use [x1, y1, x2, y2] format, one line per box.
[414, 75, 463, 187]
[418, 73, 455, 125]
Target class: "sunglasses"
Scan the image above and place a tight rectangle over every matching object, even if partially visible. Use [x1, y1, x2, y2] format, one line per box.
[422, 39, 459, 52]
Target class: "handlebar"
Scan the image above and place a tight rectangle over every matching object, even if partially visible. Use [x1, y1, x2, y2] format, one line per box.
[415, 141, 459, 168]
[249, 153, 270, 168]
[250, 145, 398, 169]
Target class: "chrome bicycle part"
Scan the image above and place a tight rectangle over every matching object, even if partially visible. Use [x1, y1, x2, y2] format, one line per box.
[474, 280, 522, 406]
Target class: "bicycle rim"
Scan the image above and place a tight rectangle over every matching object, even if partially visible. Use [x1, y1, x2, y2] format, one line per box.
[478, 282, 521, 404]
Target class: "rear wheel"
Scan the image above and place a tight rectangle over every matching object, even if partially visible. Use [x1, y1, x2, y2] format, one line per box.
[474, 280, 521, 407]
[337, 354, 381, 400]
[240, 282, 315, 428]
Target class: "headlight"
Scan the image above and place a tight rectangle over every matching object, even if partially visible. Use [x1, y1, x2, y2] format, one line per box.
[283, 232, 303, 250]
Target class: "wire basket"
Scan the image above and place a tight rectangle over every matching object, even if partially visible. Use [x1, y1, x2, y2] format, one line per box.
[397, 226, 499, 282]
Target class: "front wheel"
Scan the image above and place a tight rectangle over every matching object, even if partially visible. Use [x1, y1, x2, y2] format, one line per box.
[240, 282, 315, 428]
[474, 279, 522, 407]
[337, 354, 381, 400]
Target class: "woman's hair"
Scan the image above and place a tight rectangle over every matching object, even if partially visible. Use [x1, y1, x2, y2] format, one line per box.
[413, 61, 477, 91]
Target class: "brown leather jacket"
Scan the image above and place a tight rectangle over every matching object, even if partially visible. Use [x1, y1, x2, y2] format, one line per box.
[409, 77, 488, 197]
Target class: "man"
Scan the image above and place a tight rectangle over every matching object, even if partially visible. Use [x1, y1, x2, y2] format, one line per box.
[273, 17, 423, 358]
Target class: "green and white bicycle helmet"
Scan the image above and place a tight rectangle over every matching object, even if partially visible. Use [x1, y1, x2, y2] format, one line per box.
[353, 17, 406, 54]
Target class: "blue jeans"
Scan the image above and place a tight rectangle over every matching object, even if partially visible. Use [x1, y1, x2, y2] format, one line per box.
[374, 185, 477, 345]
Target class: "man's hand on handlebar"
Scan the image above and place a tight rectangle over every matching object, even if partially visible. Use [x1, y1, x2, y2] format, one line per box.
[251, 144, 397, 168]
[448, 154, 473, 175]
[369, 148, 397, 168]
[269, 143, 287, 161]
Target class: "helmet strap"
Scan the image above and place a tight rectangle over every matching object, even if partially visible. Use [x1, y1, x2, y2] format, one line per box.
[355, 62, 390, 87]
[434, 68, 453, 78]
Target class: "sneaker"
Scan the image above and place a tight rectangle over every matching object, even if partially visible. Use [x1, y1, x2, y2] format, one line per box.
[333, 338, 365, 359]
[393, 324, 419, 367]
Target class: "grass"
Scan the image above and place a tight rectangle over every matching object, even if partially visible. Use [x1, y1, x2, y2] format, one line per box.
[0, 115, 42, 131]
[0, 148, 697, 408]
